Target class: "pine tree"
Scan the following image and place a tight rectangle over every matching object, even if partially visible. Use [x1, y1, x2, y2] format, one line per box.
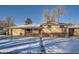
[25, 18, 32, 25]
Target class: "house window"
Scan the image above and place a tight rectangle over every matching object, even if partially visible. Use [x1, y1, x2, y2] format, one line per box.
[0, 27, 3, 30]
[60, 25, 64, 28]
[69, 28, 74, 36]
[26, 29, 32, 32]
[48, 25, 51, 28]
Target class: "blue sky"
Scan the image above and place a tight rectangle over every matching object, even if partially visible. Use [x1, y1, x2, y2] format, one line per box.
[0, 5, 79, 25]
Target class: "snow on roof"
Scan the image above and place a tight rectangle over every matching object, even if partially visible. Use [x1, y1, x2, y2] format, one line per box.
[9, 24, 40, 29]
[68, 25, 79, 28]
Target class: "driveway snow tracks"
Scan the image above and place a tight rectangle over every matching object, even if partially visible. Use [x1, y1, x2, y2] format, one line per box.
[0, 37, 79, 53]
[43, 37, 79, 53]
[0, 37, 42, 53]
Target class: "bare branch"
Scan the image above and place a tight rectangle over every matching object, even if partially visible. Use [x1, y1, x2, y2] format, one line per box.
[50, 6, 65, 23]
[42, 9, 50, 23]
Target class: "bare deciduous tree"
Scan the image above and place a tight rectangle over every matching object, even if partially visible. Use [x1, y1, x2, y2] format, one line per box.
[50, 6, 64, 23]
[2, 17, 16, 34]
[3, 17, 15, 28]
[42, 6, 65, 24]
[42, 9, 50, 23]
[0, 17, 15, 34]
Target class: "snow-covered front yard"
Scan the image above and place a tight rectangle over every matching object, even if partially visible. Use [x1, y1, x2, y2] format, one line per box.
[0, 36, 79, 54]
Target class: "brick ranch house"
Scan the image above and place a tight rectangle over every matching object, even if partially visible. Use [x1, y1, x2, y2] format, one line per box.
[8, 23, 79, 37]
[8, 24, 40, 36]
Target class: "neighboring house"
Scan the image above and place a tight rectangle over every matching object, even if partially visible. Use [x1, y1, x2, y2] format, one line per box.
[8, 24, 40, 36]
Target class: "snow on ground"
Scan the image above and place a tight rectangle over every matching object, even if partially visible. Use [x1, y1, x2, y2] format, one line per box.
[0, 36, 79, 53]
[0, 40, 11, 43]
